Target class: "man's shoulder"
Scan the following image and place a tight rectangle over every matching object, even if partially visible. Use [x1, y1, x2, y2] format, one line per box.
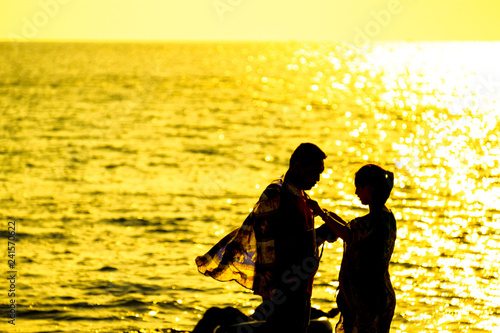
[253, 177, 283, 216]
[260, 178, 282, 198]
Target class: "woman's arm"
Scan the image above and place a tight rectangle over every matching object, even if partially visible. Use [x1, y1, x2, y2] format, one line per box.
[320, 210, 351, 243]
[307, 199, 351, 243]
[323, 210, 348, 225]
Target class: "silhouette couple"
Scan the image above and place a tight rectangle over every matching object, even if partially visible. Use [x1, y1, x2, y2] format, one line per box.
[195, 143, 396, 333]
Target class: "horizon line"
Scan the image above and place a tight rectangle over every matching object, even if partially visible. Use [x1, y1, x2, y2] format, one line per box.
[1, 38, 499, 44]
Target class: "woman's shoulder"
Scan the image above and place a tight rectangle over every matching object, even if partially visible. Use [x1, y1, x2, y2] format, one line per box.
[348, 213, 371, 230]
[380, 207, 397, 230]
[382, 206, 396, 218]
[350, 208, 395, 228]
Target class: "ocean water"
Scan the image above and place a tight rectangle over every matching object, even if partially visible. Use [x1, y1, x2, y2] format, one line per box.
[0, 41, 499, 333]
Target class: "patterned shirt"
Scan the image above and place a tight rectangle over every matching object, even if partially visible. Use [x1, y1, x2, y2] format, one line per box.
[195, 175, 318, 299]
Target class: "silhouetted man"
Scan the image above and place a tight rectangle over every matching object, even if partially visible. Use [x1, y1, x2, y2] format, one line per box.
[197, 143, 331, 333]
[258, 143, 327, 333]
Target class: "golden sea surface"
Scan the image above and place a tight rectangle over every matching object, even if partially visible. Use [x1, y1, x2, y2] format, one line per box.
[0, 41, 499, 332]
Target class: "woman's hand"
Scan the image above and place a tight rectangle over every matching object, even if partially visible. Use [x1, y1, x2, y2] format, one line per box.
[307, 199, 350, 242]
[306, 199, 323, 217]
[327, 211, 345, 224]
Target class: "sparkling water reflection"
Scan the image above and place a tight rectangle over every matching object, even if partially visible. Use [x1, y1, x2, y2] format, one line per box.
[0, 41, 498, 332]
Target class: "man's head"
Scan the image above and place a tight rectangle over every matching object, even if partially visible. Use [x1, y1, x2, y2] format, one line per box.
[288, 143, 327, 190]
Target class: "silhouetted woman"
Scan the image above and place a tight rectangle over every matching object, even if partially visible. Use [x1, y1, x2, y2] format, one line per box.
[308, 164, 397, 333]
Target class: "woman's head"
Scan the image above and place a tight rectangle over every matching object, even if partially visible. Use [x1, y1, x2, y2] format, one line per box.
[354, 164, 394, 208]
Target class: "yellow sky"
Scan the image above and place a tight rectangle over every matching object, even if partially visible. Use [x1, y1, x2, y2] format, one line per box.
[1, 0, 499, 41]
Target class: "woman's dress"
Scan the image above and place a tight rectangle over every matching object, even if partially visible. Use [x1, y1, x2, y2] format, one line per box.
[335, 208, 397, 333]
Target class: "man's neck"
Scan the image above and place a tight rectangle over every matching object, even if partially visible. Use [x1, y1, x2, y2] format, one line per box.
[284, 171, 305, 197]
